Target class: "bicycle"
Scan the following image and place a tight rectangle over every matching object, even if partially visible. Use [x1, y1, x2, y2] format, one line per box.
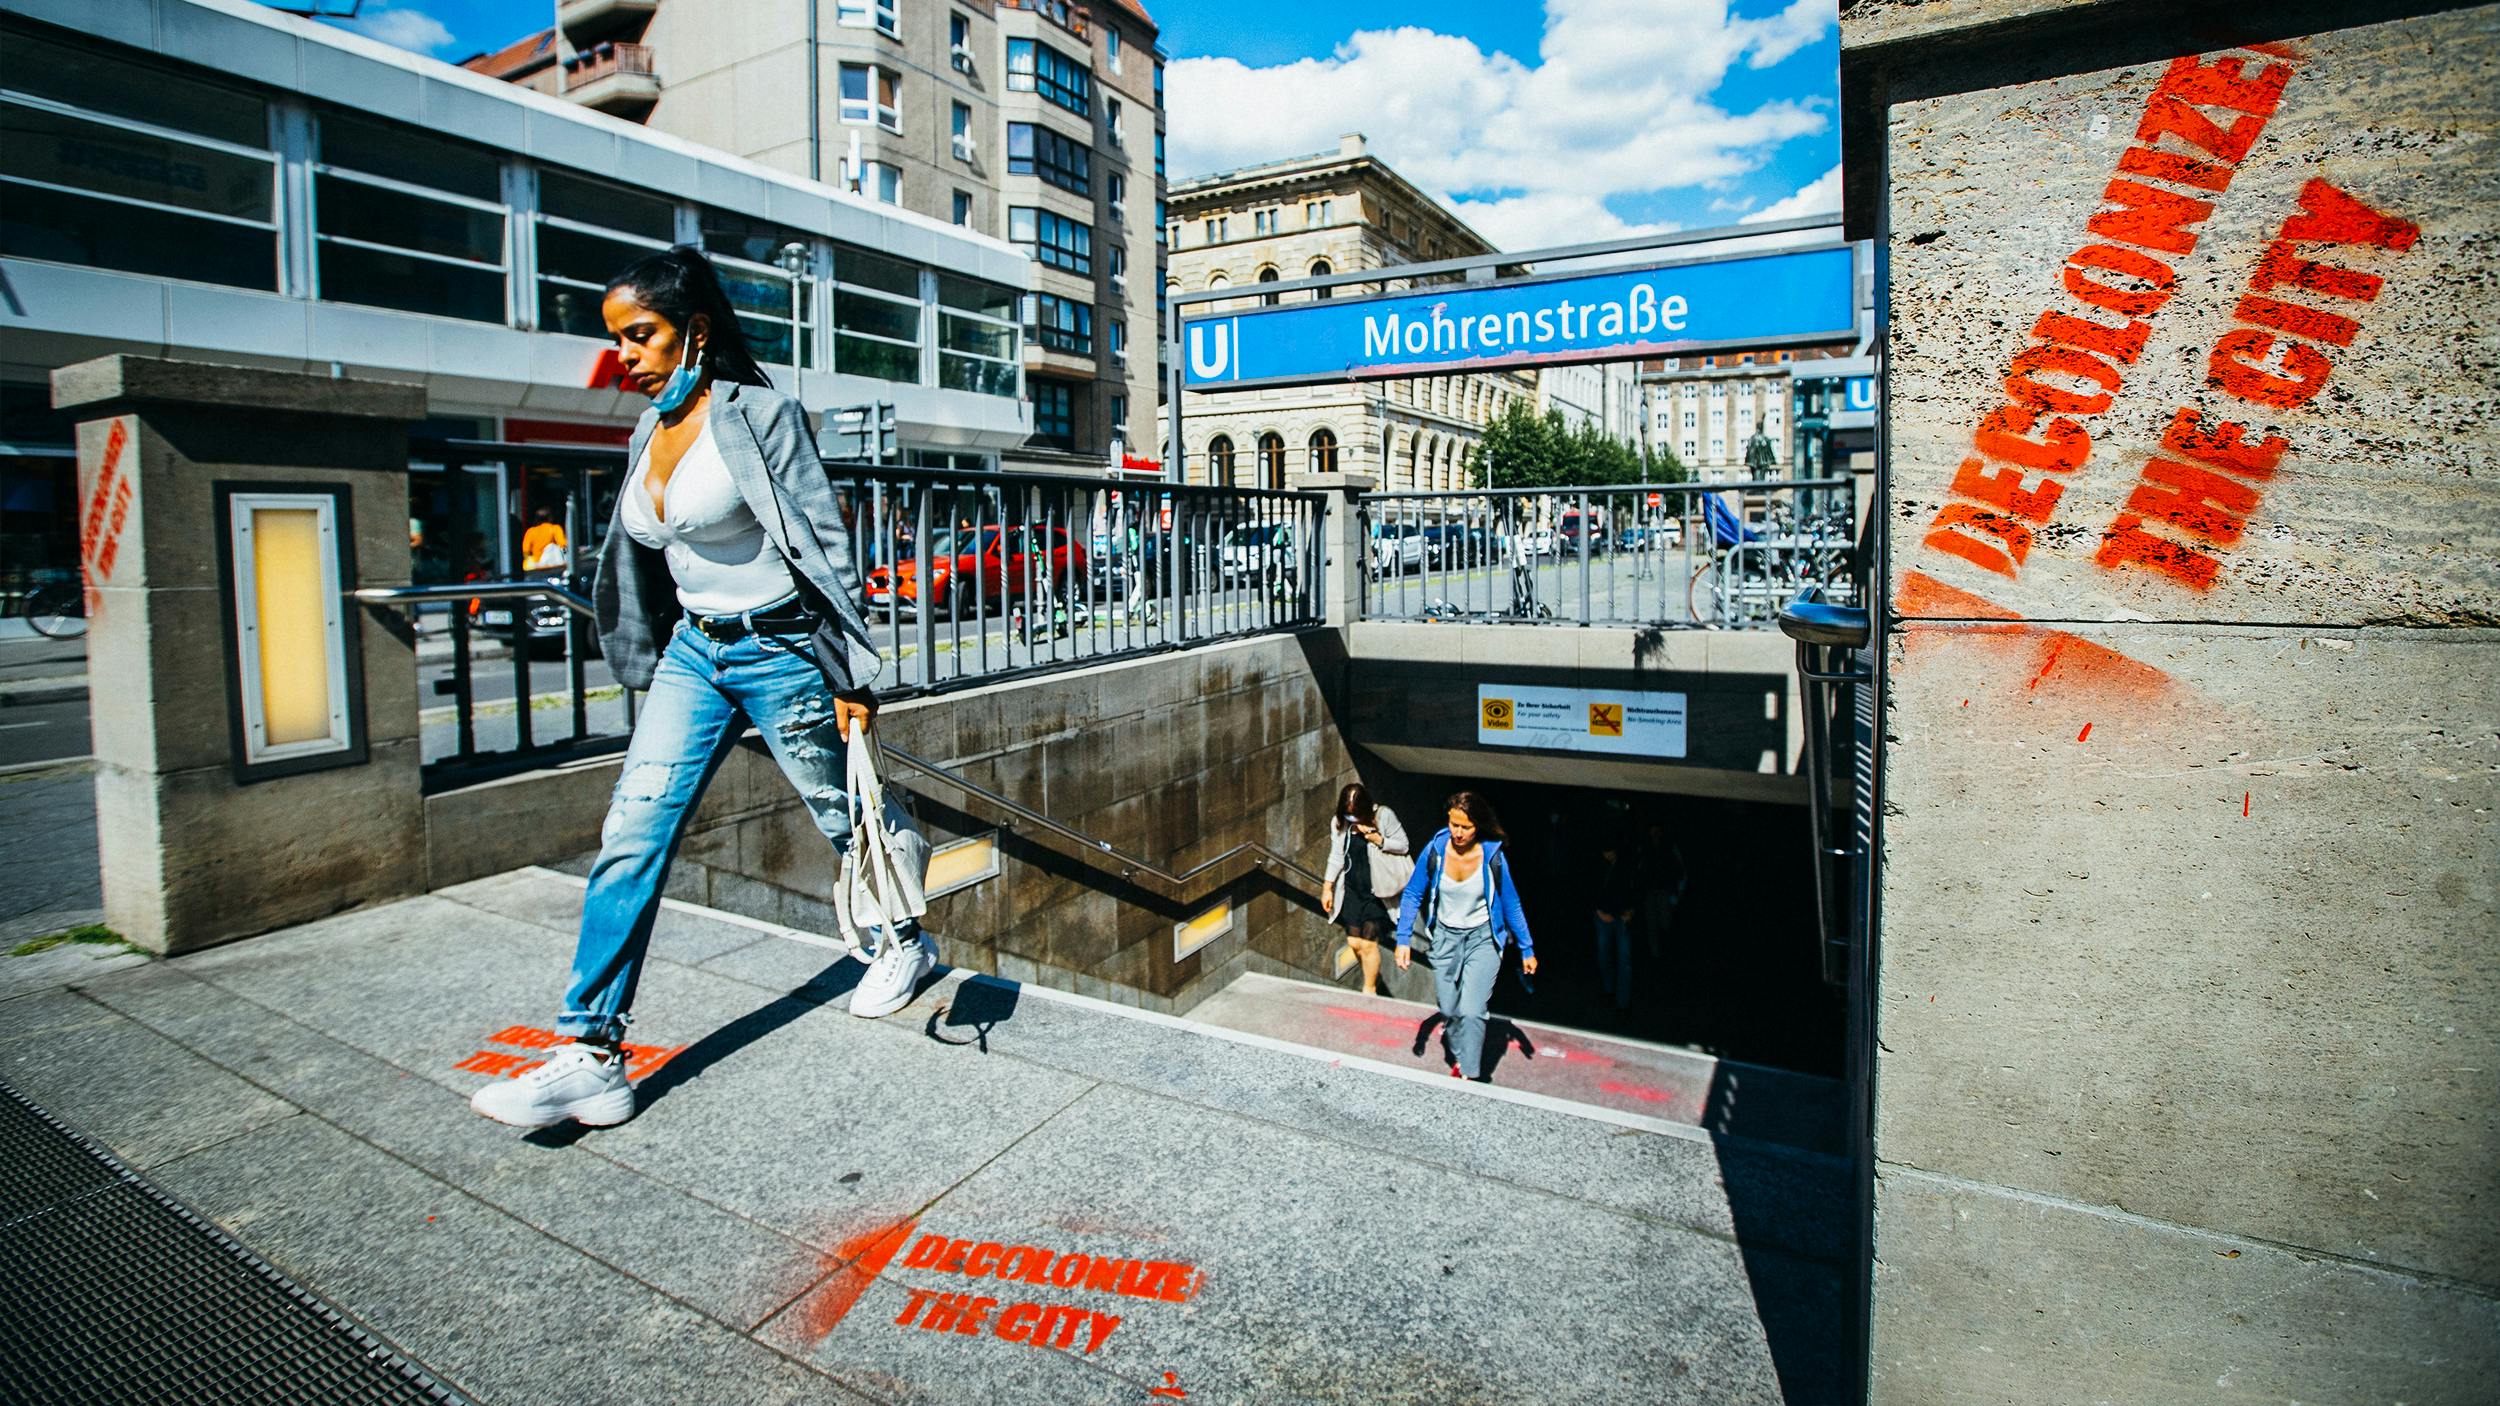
[17, 578, 87, 639]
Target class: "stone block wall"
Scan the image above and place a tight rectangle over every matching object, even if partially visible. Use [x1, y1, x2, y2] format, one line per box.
[1853, 3, 2499, 1401]
[644, 633, 1366, 1014]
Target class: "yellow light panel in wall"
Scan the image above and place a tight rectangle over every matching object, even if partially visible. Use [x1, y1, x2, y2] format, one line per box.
[221, 484, 363, 780]
[249, 507, 334, 746]
[924, 832, 1001, 897]
[1173, 899, 1234, 963]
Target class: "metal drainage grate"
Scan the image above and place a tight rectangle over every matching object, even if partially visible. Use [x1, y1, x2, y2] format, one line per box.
[0, 1079, 472, 1406]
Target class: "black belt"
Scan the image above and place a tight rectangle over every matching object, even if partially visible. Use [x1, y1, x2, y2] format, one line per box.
[689, 595, 815, 642]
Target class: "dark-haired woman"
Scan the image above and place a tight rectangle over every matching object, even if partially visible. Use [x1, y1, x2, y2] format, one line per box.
[1393, 791, 1535, 1082]
[1317, 783, 1410, 996]
[475, 245, 928, 1131]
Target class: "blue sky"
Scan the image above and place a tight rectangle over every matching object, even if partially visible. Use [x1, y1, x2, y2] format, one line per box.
[275, 0, 1839, 252]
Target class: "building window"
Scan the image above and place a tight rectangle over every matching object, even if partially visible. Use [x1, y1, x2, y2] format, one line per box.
[858, 161, 901, 204]
[1106, 26, 1122, 74]
[1107, 173, 1126, 222]
[1028, 377, 1077, 449]
[534, 169, 673, 337]
[1305, 199, 1332, 226]
[1008, 206, 1091, 274]
[1206, 434, 1235, 483]
[1006, 38, 1090, 117]
[1108, 244, 1126, 289]
[1105, 96, 1123, 147]
[840, 65, 901, 132]
[952, 189, 973, 225]
[0, 26, 280, 292]
[1110, 320, 1126, 362]
[836, 0, 898, 38]
[1110, 392, 1127, 430]
[1683, 439, 1698, 458]
[1154, 57, 1164, 106]
[1308, 427, 1337, 474]
[1256, 432, 1286, 489]
[1155, 131, 1166, 179]
[1204, 215, 1226, 243]
[952, 102, 975, 161]
[1310, 259, 1332, 299]
[1006, 123, 1088, 194]
[950, 13, 973, 69]
[1257, 267, 1279, 306]
[1026, 292, 1092, 354]
[832, 245, 922, 383]
[1253, 208, 1276, 236]
[1165, 221, 1180, 248]
[700, 209, 821, 369]
[315, 111, 508, 324]
[938, 273, 1019, 397]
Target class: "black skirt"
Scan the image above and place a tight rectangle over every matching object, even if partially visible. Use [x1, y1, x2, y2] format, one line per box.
[1338, 836, 1391, 932]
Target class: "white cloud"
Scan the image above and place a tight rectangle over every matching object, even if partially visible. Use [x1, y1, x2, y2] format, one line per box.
[1742, 163, 1840, 223]
[1166, 0, 1834, 256]
[333, 4, 456, 56]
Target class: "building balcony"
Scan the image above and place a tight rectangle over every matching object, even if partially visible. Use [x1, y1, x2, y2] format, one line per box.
[998, 0, 1089, 40]
[562, 42, 659, 115]
[558, 0, 658, 39]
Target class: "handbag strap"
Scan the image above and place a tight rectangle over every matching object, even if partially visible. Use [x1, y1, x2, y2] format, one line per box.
[834, 717, 909, 959]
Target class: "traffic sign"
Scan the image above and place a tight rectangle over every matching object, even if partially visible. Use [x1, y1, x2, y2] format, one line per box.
[1181, 243, 1857, 391]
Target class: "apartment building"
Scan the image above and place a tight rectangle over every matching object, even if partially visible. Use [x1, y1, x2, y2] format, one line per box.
[1634, 347, 1857, 482]
[464, 0, 1163, 473]
[1536, 360, 1641, 445]
[1159, 135, 1535, 491]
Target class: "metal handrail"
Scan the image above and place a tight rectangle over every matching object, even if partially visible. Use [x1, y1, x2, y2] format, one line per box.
[1357, 475, 1851, 502]
[1779, 588, 1872, 987]
[353, 583, 595, 616]
[877, 742, 1323, 904]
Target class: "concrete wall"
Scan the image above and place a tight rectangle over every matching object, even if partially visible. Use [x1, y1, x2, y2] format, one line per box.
[1854, 2, 2500, 1401]
[1344, 621, 1808, 804]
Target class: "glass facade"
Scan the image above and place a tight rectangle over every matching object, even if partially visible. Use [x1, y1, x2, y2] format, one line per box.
[1008, 206, 1090, 275]
[0, 19, 1020, 398]
[1006, 39, 1090, 116]
[1006, 123, 1088, 195]
[1027, 293, 1092, 355]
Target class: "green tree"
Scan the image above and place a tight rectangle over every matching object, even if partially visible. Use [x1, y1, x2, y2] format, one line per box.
[1462, 399, 1689, 489]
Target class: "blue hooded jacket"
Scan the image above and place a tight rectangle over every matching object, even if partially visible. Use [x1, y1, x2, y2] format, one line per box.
[1393, 831, 1534, 957]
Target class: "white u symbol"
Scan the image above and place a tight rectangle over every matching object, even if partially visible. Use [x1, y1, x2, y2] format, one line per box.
[1188, 324, 1231, 380]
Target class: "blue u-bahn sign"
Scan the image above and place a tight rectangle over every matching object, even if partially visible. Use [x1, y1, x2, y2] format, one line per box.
[1180, 243, 1858, 391]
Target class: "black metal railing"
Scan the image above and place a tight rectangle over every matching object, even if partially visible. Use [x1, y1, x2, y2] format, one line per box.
[1357, 477, 1858, 628]
[377, 438, 1326, 789]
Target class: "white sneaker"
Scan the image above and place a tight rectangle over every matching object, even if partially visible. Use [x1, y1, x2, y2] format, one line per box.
[469, 1043, 636, 1129]
[850, 931, 937, 1018]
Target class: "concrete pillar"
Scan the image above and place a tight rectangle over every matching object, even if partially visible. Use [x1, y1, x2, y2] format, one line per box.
[53, 355, 428, 955]
[1299, 471, 1376, 628]
[1845, 3, 2500, 1401]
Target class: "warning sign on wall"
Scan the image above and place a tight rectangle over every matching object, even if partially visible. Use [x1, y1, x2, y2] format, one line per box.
[1476, 684, 1686, 758]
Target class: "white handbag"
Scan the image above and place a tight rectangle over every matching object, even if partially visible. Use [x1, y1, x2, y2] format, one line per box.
[832, 721, 931, 961]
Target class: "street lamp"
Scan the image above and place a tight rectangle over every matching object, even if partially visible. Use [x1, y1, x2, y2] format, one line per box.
[776, 241, 810, 370]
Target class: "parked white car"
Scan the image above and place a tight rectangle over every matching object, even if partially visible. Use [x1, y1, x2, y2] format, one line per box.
[1369, 523, 1426, 573]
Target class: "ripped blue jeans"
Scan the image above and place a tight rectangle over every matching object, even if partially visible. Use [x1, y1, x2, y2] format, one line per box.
[560, 621, 853, 1043]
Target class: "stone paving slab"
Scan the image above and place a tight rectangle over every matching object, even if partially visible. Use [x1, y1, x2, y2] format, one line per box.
[0, 870, 1851, 1404]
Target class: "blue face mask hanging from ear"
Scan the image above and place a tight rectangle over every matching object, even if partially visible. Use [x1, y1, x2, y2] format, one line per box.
[650, 339, 704, 414]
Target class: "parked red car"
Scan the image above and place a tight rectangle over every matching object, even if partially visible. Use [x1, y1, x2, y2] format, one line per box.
[865, 524, 1088, 613]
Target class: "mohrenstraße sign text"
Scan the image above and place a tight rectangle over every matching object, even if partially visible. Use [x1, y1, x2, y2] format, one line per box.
[1181, 244, 1858, 391]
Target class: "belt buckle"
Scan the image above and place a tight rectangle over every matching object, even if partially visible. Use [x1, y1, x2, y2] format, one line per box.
[696, 613, 736, 642]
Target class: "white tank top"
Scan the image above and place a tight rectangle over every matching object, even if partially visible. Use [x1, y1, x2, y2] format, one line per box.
[1436, 850, 1491, 929]
[618, 417, 795, 616]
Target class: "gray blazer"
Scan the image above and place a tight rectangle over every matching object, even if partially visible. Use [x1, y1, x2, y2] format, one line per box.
[594, 380, 884, 693]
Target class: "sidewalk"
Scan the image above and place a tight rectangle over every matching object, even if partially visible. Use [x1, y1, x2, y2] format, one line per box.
[0, 868, 1850, 1405]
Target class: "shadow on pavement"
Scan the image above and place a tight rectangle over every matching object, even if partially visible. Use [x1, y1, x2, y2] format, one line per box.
[1706, 1061, 1854, 1403]
[925, 974, 1020, 1053]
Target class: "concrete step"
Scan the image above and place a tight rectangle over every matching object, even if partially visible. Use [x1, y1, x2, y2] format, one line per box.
[1188, 972, 1849, 1157]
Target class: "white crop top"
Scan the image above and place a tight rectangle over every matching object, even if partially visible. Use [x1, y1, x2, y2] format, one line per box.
[617, 417, 795, 616]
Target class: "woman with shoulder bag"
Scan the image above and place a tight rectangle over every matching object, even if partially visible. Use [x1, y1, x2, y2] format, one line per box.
[473, 246, 932, 1133]
[1318, 783, 1411, 995]
[1393, 791, 1536, 1082]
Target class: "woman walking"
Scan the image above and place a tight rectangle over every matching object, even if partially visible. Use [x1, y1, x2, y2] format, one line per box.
[474, 246, 931, 1131]
[1317, 783, 1411, 996]
[1394, 791, 1536, 1082]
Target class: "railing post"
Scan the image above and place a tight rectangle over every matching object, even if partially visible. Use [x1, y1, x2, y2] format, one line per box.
[1300, 472, 1375, 629]
[53, 354, 427, 954]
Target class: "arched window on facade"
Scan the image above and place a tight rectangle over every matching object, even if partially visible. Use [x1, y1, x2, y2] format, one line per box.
[1256, 431, 1286, 489]
[1307, 427, 1338, 475]
[1206, 434, 1235, 485]
[1310, 259, 1333, 300]
[1406, 435, 1422, 493]
[1257, 267, 1280, 307]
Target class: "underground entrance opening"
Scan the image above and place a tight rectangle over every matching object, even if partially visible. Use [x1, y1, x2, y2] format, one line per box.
[1378, 775, 1841, 1080]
